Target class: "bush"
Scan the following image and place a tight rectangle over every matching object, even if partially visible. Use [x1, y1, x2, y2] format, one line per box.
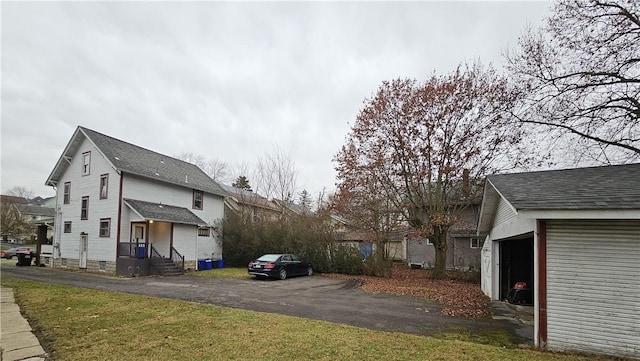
[222, 212, 370, 275]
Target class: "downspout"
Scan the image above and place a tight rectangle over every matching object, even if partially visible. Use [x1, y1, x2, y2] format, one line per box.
[536, 220, 548, 349]
[116, 172, 124, 260]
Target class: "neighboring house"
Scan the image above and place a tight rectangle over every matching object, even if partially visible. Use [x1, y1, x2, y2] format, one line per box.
[477, 164, 640, 359]
[1, 195, 55, 243]
[45, 126, 227, 276]
[406, 203, 483, 270]
[220, 184, 280, 221]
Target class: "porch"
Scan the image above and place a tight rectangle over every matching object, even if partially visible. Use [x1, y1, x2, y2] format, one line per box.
[116, 242, 185, 276]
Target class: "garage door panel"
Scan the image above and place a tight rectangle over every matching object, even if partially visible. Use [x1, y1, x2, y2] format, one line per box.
[546, 220, 640, 359]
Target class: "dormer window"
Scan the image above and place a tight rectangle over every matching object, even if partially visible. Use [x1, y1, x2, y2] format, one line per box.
[193, 190, 203, 210]
[82, 152, 91, 175]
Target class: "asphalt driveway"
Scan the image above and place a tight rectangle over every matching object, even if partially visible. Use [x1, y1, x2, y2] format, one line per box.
[1, 266, 532, 344]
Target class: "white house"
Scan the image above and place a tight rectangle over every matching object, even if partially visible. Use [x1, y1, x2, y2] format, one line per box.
[45, 126, 227, 276]
[478, 164, 640, 359]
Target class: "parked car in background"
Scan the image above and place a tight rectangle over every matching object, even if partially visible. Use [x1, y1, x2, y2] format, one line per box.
[1, 247, 35, 259]
[248, 254, 313, 280]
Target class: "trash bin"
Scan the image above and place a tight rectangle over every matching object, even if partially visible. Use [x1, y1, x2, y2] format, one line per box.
[136, 245, 146, 259]
[216, 259, 224, 269]
[205, 259, 213, 270]
[16, 252, 33, 267]
[198, 259, 206, 270]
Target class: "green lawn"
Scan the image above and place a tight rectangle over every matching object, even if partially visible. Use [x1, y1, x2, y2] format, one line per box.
[186, 266, 252, 279]
[0, 277, 617, 361]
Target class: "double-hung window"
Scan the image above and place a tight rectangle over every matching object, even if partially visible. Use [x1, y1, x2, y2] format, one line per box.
[99, 218, 111, 237]
[193, 190, 203, 210]
[99, 174, 109, 199]
[82, 152, 91, 175]
[63, 182, 71, 204]
[81, 196, 89, 220]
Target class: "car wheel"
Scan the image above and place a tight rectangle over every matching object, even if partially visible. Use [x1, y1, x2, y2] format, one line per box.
[279, 268, 287, 280]
[9, 255, 16, 260]
[307, 266, 313, 276]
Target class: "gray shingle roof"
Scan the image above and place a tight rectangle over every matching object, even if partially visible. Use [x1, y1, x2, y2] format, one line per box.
[124, 199, 206, 225]
[488, 163, 640, 210]
[80, 127, 227, 197]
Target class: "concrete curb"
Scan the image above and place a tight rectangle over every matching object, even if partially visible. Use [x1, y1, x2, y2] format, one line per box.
[1, 287, 47, 361]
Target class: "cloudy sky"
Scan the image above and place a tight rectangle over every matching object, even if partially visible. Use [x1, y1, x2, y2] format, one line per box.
[1, 1, 551, 200]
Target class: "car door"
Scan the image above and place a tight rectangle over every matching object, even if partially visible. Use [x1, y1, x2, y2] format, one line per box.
[281, 254, 293, 274]
[290, 254, 304, 275]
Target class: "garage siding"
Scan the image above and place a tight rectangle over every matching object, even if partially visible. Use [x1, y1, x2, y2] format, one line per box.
[546, 220, 640, 359]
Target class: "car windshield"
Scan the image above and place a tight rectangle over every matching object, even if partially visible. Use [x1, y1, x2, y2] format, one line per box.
[256, 254, 280, 262]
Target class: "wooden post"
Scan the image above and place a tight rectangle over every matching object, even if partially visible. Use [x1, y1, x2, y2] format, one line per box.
[36, 224, 47, 266]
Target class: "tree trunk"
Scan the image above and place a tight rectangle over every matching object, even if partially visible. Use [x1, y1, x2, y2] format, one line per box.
[431, 226, 448, 279]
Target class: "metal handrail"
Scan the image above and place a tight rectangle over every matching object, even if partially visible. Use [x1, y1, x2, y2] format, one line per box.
[170, 246, 184, 274]
[149, 244, 165, 276]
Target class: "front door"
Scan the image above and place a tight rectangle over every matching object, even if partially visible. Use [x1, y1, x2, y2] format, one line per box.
[132, 224, 147, 258]
[79, 233, 88, 268]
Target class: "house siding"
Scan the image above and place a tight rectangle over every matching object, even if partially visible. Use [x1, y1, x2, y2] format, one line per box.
[54, 136, 120, 262]
[121, 174, 224, 260]
[546, 220, 640, 359]
[494, 197, 516, 226]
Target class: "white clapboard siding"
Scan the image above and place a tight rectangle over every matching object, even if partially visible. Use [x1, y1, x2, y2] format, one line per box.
[494, 196, 516, 226]
[546, 220, 640, 359]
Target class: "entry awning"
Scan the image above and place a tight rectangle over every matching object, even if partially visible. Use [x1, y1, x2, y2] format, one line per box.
[123, 199, 206, 226]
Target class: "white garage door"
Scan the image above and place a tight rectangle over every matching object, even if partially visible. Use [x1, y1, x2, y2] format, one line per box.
[546, 220, 640, 359]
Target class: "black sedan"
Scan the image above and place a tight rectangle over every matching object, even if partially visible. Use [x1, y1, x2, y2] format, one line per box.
[248, 254, 313, 280]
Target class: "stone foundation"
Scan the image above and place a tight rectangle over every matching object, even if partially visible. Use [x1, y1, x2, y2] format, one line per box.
[49, 257, 117, 274]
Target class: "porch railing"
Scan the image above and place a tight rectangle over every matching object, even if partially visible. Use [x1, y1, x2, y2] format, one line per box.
[170, 246, 185, 272]
[149, 244, 165, 276]
[118, 242, 147, 259]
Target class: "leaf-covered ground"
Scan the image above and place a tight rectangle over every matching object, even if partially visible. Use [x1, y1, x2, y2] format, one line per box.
[325, 263, 491, 318]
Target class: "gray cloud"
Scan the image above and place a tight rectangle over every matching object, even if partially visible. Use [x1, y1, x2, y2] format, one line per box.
[1, 1, 551, 198]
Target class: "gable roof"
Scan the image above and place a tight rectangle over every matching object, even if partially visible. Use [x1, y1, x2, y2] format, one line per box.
[124, 199, 206, 226]
[219, 184, 279, 211]
[46, 127, 227, 197]
[478, 163, 640, 236]
[487, 163, 640, 211]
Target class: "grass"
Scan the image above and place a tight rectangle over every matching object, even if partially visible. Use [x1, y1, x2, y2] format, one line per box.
[186, 266, 252, 279]
[0, 277, 619, 361]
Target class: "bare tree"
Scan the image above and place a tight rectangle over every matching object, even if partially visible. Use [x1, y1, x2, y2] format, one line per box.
[506, 0, 640, 163]
[255, 145, 298, 204]
[1, 200, 34, 241]
[334, 63, 534, 277]
[7, 186, 34, 200]
[175, 152, 231, 183]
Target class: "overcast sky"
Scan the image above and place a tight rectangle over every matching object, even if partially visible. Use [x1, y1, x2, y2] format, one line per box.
[1, 1, 551, 200]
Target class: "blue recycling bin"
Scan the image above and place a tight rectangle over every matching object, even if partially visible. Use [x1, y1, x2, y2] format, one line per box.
[198, 259, 206, 270]
[205, 259, 213, 270]
[216, 259, 224, 269]
[136, 245, 146, 259]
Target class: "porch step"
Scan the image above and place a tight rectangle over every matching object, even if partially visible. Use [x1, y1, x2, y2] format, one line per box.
[150, 257, 183, 276]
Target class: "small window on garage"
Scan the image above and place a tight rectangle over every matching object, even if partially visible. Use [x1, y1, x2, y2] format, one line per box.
[99, 261, 106, 271]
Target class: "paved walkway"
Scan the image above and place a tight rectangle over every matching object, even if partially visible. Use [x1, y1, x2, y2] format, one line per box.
[1, 287, 47, 361]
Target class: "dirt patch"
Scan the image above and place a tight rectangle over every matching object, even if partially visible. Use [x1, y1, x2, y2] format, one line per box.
[325, 263, 490, 318]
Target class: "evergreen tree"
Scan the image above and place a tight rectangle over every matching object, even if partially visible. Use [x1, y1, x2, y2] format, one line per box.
[232, 176, 253, 191]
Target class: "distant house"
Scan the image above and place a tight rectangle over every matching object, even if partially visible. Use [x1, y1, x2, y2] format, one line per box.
[478, 164, 640, 359]
[220, 184, 280, 221]
[45, 126, 227, 276]
[406, 203, 483, 270]
[1, 195, 55, 244]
